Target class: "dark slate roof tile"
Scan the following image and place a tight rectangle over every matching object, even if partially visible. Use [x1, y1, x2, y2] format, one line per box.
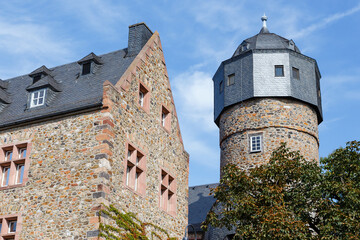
[0, 79, 9, 89]
[78, 52, 102, 64]
[29, 65, 52, 77]
[0, 88, 11, 104]
[26, 75, 62, 92]
[0, 48, 135, 128]
[188, 183, 219, 229]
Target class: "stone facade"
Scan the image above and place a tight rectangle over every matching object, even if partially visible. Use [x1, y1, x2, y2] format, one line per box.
[0, 29, 188, 239]
[219, 98, 319, 174]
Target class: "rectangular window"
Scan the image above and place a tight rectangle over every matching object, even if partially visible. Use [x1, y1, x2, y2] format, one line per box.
[30, 88, 46, 108]
[219, 81, 224, 93]
[15, 164, 25, 184]
[250, 135, 262, 153]
[1, 167, 10, 187]
[161, 105, 171, 131]
[0, 215, 20, 239]
[82, 62, 91, 75]
[275, 65, 284, 77]
[292, 67, 300, 79]
[1, 142, 30, 189]
[227, 74, 235, 86]
[18, 148, 26, 159]
[124, 143, 146, 195]
[138, 82, 150, 112]
[160, 169, 176, 215]
[8, 220, 16, 233]
[5, 151, 12, 161]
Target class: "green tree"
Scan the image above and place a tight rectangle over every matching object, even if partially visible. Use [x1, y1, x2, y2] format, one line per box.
[319, 140, 360, 239]
[203, 141, 360, 239]
[99, 204, 177, 240]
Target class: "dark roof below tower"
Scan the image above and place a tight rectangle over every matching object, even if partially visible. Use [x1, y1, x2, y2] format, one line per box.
[188, 183, 219, 232]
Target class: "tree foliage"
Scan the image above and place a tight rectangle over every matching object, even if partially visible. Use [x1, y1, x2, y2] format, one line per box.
[99, 204, 177, 240]
[202, 141, 360, 239]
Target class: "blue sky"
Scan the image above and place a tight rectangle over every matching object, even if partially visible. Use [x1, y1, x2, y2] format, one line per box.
[0, 1, 359, 186]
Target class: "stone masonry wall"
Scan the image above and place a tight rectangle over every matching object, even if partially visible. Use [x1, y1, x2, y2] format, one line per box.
[98, 31, 189, 239]
[219, 98, 319, 175]
[0, 110, 109, 239]
[0, 32, 188, 239]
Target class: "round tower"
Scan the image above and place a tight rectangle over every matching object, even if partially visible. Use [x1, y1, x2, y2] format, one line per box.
[213, 15, 322, 174]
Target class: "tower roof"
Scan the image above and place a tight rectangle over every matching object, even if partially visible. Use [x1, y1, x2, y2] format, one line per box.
[233, 15, 300, 57]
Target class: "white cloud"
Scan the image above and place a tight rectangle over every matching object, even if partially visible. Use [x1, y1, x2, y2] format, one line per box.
[173, 71, 215, 132]
[0, 17, 73, 78]
[290, 3, 360, 39]
[58, 0, 129, 35]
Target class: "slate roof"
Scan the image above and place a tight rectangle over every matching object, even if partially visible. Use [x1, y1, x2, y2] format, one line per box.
[29, 65, 53, 77]
[77, 52, 103, 65]
[188, 183, 219, 232]
[0, 49, 136, 128]
[233, 32, 301, 57]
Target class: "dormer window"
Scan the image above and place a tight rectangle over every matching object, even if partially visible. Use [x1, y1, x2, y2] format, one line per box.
[30, 88, 46, 108]
[78, 52, 102, 76]
[33, 74, 41, 83]
[82, 62, 91, 75]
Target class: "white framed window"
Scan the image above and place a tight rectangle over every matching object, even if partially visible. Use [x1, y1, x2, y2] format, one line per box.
[15, 164, 25, 184]
[275, 65, 284, 77]
[30, 88, 46, 108]
[139, 91, 144, 107]
[8, 220, 17, 233]
[1, 167, 10, 187]
[5, 151, 12, 161]
[250, 134, 262, 153]
[18, 148, 27, 159]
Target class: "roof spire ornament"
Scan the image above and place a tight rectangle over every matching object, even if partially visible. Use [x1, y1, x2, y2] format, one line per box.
[260, 13, 270, 34]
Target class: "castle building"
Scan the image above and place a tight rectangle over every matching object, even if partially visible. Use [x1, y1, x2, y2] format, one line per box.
[188, 15, 322, 239]
[0, 23, 189, 239]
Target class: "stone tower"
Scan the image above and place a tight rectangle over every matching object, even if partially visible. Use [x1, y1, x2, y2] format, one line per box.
[213, 15, 322, 174]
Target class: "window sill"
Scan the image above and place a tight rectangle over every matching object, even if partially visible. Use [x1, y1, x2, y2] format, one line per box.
[123, 184, 145, 198]
[0, 183, 26, 190]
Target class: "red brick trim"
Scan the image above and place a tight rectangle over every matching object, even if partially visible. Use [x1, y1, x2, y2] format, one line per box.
[0, 141, 32, 190]
[0, 213, 22, 240]
[158, 168, 177, 217]
[123, 140, 147, 197]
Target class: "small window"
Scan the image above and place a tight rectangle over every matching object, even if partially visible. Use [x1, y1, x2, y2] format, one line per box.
[227, 74, 235, 86]
[15, 164, 25, 184]
[8, 220, 17, 233]
[124, 144, 145, 195]
[82, 62, 91, 75]
[292, 67, 300, 79]
[0, 215, 20, 239]
[33, 75, 41, 83]
[160, 169, 176, 215]
[219, 81, 224, 93]
[18, 148, 26, 159]
[250, 134, 262, 153]
[30, 88, 46, 108]
[1, 142, 30, 189]
[1, 167, 10, 186]
[161, 106, 170, 131]
[242, 44, 248, 51]
[5, 151, 12, 161]
[275, 65, 284, 77]
[138, 83, 150, 112]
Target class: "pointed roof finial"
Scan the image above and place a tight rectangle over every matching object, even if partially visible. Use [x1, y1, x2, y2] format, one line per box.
[260, 13, 270, 34]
